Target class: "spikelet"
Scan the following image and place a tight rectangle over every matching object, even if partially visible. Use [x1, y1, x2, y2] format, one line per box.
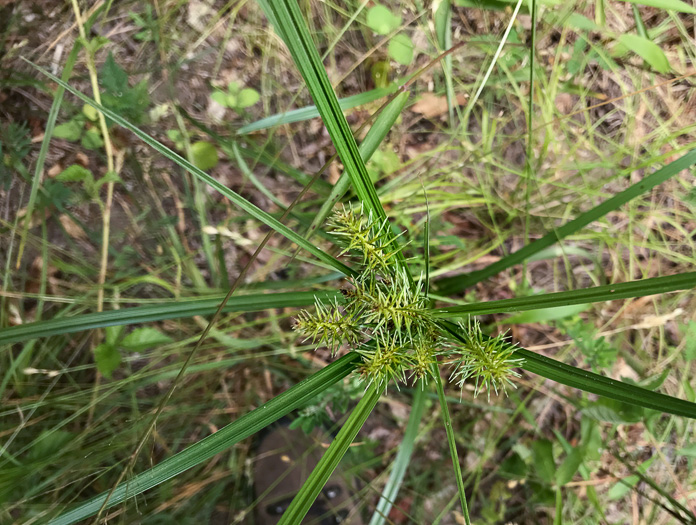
[449, 319, 523, 400]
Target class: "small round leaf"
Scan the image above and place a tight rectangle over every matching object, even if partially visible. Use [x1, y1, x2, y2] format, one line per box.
[388, 34, 414, 65]
[367, 5, 402, 35]
[191, 141, 219, 171]
[237, 88, 260, 108]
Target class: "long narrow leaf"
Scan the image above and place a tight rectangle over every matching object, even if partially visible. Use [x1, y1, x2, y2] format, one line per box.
[259, 0, 409, 275]
[369, 381, 426, 525]
[237, 86, 397, 134]
[277, 380, 384, 525]
[25, 60, 356, 279]
[433, 364, 471, 524]
[516, 347, 696, 418]
[436, 149, 696, 294]
[306, 91, 410, 240]
[0, 291, 341, 346]
[430, 272, 696, 317]
[440, 321, 696, 419]
[16, 44, 80, 268]
[50, 352, 362, 525]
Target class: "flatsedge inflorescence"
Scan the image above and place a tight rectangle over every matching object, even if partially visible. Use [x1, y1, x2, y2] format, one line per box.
[294, 206, 523, 398]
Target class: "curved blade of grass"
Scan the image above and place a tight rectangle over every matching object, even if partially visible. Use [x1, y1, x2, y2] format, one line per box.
[430, 272, 696, 317]
[436, 149, 696, 294]
[434, 0, 455, 125]
[25, 60, 356, 279]
[440, 321, 696, 419]
[277, 380, 384, 525]
[260, 0, 409, 275]
[50, 352, 361, 525]
[237, 86, 397, 134]
[369, 381, 426, 525]
[15, 44, 80, 269]
[433, 364, 471, 525]
[619, 0, 696, 14]
[0, 290, 341, 346]
[305, 91, 410, 241]
[177, 106, 334, 195]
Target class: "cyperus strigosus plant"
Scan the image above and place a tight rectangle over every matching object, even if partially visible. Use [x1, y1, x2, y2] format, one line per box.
[4, 0, 696, 523]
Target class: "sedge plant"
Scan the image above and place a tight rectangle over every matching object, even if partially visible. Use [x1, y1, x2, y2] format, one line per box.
[3, 0, 696, 523]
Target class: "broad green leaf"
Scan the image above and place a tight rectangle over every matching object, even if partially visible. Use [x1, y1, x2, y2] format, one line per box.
[94, 343, 121, 379]
[100, 52, 129, 94]
[26, 61, 355, 278]
[388, 34, 415, 65]
[210, 90, 228, 107]
[583, 397, 644, 423]
[431, 272, 696, 317]
[53, 120, 83, 141]
[618, 0, 696, 12]
[556, 448, 583, 486]
[366, 5, 402, 34]
[119, 327, 173, 351]
[435, 149, 696, 294]
[237, 88, 260, 108]
[56, 164, 92, 182]
[532, 439, 555, 484]
[82, 104, 98, 121]
[190, 140, 219, 170]
[51, 352, 361, 525]
[104, 325, 123, 346]
[617, 34, 670, 73]
[81, 128, 104, 149]
[0, 290, 341, 346]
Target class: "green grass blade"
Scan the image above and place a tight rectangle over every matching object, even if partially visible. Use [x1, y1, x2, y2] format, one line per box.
[430, 272, 696, 317]
[433, 364, 471, 524]
[434, 0, 455, 125]
[277, 380, 384, 525]
[50, 352, 362, 525]
[15, 43, 80, 268]
[305, 91, 410, 240]
[25, 60, 356, 279]
[440, 321, 696, 419]
[369, 381, 426, 525]
[260, 0, 409, 274]
[237, 86, 397, 134]
[516, 347, 696, 418]
[0, 290, 341, 346]
[435, 149, 696, 294]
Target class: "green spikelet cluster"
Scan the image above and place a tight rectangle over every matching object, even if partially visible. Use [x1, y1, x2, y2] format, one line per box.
[294, 298, 360, 356]
[295, 208, 524, 398]
[449, 319, 523, 400]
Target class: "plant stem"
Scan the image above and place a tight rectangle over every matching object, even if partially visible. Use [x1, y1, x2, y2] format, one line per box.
[69, 0, 116, 315]
[432, 363, 471, 525]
